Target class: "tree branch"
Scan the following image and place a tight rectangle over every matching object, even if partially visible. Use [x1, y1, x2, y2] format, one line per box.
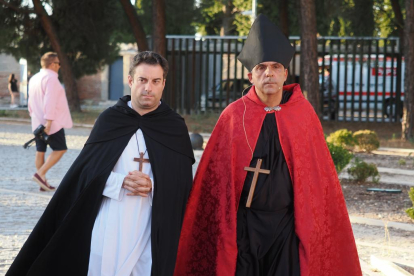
[0, 0, 36, 14]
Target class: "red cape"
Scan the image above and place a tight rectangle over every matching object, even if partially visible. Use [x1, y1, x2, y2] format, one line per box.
[175, 84, 361, 276]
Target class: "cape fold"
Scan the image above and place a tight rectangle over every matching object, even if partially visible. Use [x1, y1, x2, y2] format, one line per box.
[174, 84, 361, 276]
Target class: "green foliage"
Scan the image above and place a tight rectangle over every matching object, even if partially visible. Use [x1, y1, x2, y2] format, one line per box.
[406, 187, 414, 220]
[327, 141, 353, 173]
[137, 0, 196, 35]
[353, 130, 380, 153]
[0, 0, 123, 79]
[326, 129, 356, 147]
[398, 159, 406, 166]
[347, 157, 380, 183]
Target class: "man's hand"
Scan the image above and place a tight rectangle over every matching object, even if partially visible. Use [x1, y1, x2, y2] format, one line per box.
[44, 120, 52, 134]
[122, 170, 152, 197]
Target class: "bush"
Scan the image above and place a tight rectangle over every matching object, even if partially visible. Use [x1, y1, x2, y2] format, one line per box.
[406, 188, 414, 220]
[326, 129, 356, 148]
[347, 157, 380, 183]
[327, 142, 353, 173]
[353, 130, 380, 153]
[398, 159, 406, 166]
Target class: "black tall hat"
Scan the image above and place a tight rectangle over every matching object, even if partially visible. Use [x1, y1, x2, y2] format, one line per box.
[237, 14, 294, 71]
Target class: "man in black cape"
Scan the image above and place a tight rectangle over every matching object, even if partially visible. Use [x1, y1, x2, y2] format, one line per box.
[7, 51, 195, 276]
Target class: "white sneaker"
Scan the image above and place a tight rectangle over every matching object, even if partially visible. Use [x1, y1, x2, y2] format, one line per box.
[10, 104, 18, 108]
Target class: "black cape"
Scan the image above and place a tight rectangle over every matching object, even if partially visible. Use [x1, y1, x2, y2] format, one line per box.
[236, 92, 300, 276]
[7, 96, 195, 276]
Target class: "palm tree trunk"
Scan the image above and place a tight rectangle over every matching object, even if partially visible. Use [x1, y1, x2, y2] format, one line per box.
[402, 0, 414, 140]
[152, 0, 166, 56]
[119, 0, 149, 51]
[299, 0, 320, 117]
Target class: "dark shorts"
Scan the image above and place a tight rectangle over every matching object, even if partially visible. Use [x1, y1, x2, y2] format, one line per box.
[36, 128, 68, 152]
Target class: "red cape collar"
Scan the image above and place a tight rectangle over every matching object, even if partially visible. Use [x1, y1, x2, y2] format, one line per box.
[245, 83, 304, 108]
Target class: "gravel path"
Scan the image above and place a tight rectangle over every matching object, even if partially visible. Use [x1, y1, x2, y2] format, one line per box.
[0, 121, 412, 275]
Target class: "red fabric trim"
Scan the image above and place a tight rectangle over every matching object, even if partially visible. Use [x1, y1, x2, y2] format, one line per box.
[174, 84, 361, 276]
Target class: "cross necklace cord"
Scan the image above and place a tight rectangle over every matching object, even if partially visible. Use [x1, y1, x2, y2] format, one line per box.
[242, 94, 271, 208]
[133, 132, 149, 172]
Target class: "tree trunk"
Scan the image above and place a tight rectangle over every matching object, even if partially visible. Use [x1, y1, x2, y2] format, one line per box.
[152, 0, 166, 57]
[32, 0, 80, 112]
[119, 0, 149, 51]
[279, 0, 289, 37]
[390, 0, 404, 52]
[402, 0, 414, 140]
[220, 0, 234, 36]
[299, 0, 320, 117]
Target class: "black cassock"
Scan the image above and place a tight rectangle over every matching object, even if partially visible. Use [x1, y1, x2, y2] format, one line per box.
[7, 96, 194, 276]
[236, 92, 301, 276]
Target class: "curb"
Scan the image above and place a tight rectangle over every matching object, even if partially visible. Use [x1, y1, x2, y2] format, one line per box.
[350, 216, 414, 232]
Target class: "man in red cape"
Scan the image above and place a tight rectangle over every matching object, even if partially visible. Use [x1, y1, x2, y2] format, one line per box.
[174, 14, 361, 276]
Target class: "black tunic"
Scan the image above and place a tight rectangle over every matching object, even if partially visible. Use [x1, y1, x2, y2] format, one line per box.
[236, 92, 300, 276]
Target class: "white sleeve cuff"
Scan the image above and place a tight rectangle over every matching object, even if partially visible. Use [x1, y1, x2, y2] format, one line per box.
[103, 171, 125, 201]
[148, 177, 154, 206]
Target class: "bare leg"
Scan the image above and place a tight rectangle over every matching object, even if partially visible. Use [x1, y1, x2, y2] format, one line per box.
[35, 151, 45, 171]
[10, 92, 15, 105]
[37, 150, 67, 180]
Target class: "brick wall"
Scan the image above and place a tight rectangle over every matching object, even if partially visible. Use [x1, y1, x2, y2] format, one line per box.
[76, 71, 102, 104]
[0, 54, 21, 98]
[0, 54, 107, 104]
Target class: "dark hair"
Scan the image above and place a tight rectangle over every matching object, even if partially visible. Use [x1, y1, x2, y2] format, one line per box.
[129, 51, 169, 79]
[8, 74, 15, 83]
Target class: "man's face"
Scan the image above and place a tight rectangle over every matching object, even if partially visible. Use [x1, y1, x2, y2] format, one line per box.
[248, 61, 288, 97]
[128, 63, 166, 115]
[49, 57, 60, 73]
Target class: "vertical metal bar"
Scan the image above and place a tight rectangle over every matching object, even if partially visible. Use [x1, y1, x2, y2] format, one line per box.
[358, 39, 364, 122]
[382, 39, 387, 123]
[344, 40, 349, 121]
[219, 39, 224, 111]
[292, 40, 297, 82]
[233, 39, 238, 102]
[171, 39, 176, 110]
[205, 38, 210, 112]
[366, 39, 372, 122]
[336, 39, 341, 121]
[328, 39, 333, 121]
[178, 38, 182, 113]
[226, 39, 231, 108]
[241, 39, 246, 96]
[185, 38, 189, 114]
[212, 39, 216, 111]
[351, 39, 357, 122]
[374, 39, 380, 122]
[191, 38, 196, 114]
[395, 38, 402, 122]
[390, 39, 395, 122]
[198, 38, 203, 113]
[321, 39, 326, 117]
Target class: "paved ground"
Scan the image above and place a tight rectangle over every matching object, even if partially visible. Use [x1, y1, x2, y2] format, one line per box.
[0, 121, 413, 275]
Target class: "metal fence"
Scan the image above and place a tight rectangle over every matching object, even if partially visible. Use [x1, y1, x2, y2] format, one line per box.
[162, 35, 404, 123]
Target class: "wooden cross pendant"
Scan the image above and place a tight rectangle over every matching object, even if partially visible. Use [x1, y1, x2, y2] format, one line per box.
[244, 159, 270, 208]
[133, 152, 150, 172]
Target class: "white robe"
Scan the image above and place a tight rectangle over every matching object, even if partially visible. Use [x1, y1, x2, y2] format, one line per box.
[88, 122, 154, 275]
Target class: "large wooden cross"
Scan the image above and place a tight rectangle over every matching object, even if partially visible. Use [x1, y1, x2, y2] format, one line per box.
[244, 158, 270, 208]
[133, 152, 150, 172]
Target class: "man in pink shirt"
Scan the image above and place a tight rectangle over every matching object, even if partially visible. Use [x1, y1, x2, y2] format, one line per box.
[28, 52, 73, 192]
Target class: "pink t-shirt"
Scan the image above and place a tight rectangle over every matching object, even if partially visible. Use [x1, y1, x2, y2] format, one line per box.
[28, 69, 73, 135]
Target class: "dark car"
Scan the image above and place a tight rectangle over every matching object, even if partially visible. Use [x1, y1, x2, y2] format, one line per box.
[200, 79, 251, 111]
